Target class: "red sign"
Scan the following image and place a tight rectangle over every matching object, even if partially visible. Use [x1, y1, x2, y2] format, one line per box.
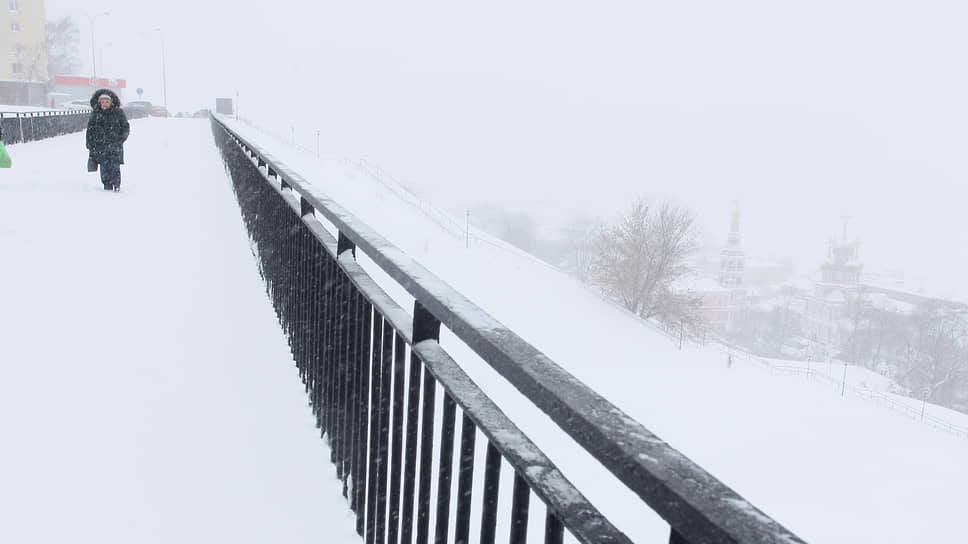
[54, 75, 127, 89]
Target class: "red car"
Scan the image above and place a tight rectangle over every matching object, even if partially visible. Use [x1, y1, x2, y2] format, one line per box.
[149, 105, 169, 117]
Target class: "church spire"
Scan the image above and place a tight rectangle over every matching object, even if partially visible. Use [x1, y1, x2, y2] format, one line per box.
[719, 201, 745, 288]
[728, 200, 741, 247]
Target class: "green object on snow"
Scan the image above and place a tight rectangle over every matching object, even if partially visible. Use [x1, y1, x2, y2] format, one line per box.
[0, 141, 11, 168]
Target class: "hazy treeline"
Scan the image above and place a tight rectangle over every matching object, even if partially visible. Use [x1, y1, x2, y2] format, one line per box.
[473, 199, 967, 414]
[730, 298, 968, 411]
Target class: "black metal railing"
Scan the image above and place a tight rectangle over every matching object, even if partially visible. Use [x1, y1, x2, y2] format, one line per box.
[0, 107, 150, 145]
[211, 115, 806, 544]
[0, 110, 89, 144]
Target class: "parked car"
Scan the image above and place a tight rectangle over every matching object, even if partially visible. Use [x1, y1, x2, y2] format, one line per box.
[60, 99, 93, 111]
[150, 105, 169, 118]
[122, 100, 152, 118]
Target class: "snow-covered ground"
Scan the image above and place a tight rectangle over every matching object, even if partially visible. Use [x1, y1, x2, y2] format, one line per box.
[222, 116, 968, 543]
[0, 119, 360, 543]
[3, 118, 966, 543]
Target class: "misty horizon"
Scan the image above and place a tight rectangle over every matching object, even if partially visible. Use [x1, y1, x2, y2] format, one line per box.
[44, 0, 967, 299]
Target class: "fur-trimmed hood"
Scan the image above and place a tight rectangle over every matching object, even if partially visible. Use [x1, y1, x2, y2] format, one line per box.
[90, 88, 121, 109]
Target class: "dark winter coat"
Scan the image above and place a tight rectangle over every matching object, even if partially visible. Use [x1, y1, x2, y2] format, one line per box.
[86, 88, 129, 165]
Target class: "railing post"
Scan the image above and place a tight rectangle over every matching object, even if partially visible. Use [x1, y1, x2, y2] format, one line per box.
[386, 333, 407, 544]
[337, 231, 356, 259]
[413, 301, 441, 344]
[479, 444, 501, 544]
[414, 301, 441, 544]
[300, 196, 314, 217]
[508, 474, 530, 544]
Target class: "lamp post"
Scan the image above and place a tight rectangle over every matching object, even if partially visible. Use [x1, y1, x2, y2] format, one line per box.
[154, 27, 168, 110]
[82, 11, 110, 86]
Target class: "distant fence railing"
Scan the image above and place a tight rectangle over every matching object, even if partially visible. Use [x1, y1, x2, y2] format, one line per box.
[634, 306, 968, 441]
[211, 114, 805, 544]
[709, 339, 968, 440]
[0, 107, 150, 145]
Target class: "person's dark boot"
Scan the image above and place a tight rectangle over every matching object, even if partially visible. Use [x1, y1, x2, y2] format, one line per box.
[113, 184, 120, 192]
[102, 183, 112, 190]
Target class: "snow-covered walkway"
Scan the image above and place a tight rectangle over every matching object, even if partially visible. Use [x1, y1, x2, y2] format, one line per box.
[0, 120, 359, 543]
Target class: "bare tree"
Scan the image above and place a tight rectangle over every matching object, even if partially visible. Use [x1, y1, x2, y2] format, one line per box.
[15, 42, 47, 105]
[581, 198, 700, 323]
[899, 304, 968, 405]
[46, 17, 82, 77]
[841, 296, 874, 365]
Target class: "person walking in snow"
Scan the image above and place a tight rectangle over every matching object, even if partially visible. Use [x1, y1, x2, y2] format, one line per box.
[86, 88, 129, 192]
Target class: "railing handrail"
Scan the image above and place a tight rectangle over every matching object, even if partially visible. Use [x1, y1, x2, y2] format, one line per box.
[0, 109, 99, 146]
[0, 109, 91, 118]
[213, 114, 805, 543]
[219, 126, 631, 542]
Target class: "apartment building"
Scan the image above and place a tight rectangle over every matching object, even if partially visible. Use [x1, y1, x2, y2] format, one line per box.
[0, 0, 48, 105]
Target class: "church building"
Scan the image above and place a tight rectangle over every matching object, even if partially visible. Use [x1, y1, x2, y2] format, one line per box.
[803, 215, 863, 347]
[695, 202, 749, 330]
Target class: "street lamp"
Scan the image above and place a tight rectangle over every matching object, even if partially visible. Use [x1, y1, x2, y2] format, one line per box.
[154, 27, 167, 110]
[82, 11, 110, 86]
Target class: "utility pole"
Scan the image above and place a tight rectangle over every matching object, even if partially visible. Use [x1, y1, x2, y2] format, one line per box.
[154, 28, 167, 110]
[841, 362, 848, 397]
[83, 12, 110, 86]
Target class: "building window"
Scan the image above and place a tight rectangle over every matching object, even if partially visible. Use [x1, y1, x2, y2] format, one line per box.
[11, 62, 23, 73]
[9, 0, 19, 12]
[11, 41, 20, 54]
[9, 21, 19, 32]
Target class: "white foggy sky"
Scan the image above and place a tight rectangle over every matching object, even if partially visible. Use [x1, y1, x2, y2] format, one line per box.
[46, 0, 967, 297]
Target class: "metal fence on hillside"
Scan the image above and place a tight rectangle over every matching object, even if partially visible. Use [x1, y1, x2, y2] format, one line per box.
[211, 114, 806, 544]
